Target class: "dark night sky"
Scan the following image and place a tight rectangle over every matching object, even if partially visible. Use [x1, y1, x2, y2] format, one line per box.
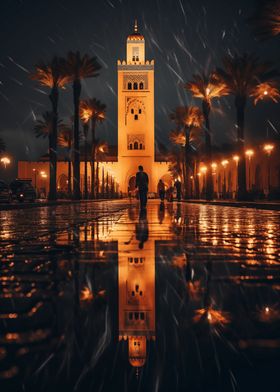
[0, 0, 279, 172]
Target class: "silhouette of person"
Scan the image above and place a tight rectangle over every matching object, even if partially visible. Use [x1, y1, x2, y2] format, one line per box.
[136, 165, 149, 210]
[136, 208, 149, 249]
[157, 179, 165, 201]
[174, 179, 182, 201]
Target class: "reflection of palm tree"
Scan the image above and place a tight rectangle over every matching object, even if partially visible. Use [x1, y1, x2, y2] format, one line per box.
[185, 73, 228, 200]
[216, 54, 278, 200]
[31, 57, 69, 200]
[58, 125, 73, 194]
[169, 106, 204, 198]
[64, 52, 101, 200]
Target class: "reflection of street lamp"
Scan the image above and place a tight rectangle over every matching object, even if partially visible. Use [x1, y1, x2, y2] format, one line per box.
[263, 144, 274, 194]
[0, 156, 11, 168]
[221, 160, 229, 198]
[245, 149, 254, 191]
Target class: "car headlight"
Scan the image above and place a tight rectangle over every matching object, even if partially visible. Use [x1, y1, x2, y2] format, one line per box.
[19, 193, 24, 197]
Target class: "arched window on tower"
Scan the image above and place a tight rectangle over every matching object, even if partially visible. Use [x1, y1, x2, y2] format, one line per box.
[134, 114, 138, 120]
[139, 143, 143, 150]
[129, 143, 133, 150]
[134, 141, 139, 150]
[131, 108, 134, 114]
[139, 82, 144, 90]
[133, 82, 138, 90]
[128, 82, 132, 90]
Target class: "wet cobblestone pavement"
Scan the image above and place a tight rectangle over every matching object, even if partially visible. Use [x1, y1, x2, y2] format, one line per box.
[0, 200, 280, 392]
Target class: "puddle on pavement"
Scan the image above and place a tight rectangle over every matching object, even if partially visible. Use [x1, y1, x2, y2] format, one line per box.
[1, 201, 280, 391]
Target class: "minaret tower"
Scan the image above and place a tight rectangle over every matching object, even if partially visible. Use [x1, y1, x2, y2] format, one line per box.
[117, 20, 155, 192]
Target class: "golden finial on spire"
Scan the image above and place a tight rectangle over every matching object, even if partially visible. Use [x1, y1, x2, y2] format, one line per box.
[134, 19, 138, 33]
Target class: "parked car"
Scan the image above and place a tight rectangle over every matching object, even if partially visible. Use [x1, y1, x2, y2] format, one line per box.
[10, 179, 36, 202]
[0, 180, 10, 203]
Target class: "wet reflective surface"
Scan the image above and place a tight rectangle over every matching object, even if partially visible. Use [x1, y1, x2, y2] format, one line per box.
[1, 200, 280, 391]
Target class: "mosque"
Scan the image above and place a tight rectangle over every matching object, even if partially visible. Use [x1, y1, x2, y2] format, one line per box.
[18, 21, 172, 196]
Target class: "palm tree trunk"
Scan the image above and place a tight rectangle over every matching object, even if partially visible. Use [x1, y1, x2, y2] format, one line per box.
[73, 79, 81, 200]
[91, 118, 96, 198]
[49, 87, 58, 200]
[184, 126, 191, 199]
[67, 139, 72, 195]
[235, 96, 247, 200]
[84, 123, 89, 199]
[202, 100, 213, 201]
[96, 161, 99, 198]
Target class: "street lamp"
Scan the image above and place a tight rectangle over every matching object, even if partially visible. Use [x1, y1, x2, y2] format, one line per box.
[263, 144, 274, 195]
[245, 149, 254, 191]
[221, 160, 229, 198]
[32, 168, 38, 192]
[0, 156, 11, 169]
[200, 166, 207, 199]
[233, 155, 239, 198]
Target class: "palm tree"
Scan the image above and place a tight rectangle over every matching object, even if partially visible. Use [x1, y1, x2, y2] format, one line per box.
[64, 52, 101, 200]
[80, 101, 93, 199]
[34, 112, 67, 193]
[58, 126, 73, 195]
[31, 57, 69, 200]
[169, 106, 204, 198]
[250, 0, 280, 39]
[216, 53, 278, 200]
[0, 137, 5, 153]
[95, 141, 108, 198]
[79, 98, 106, 198]
[185, 73, 228, 200]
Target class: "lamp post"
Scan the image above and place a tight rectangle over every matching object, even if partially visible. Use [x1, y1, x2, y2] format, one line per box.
[232, 155, 239, 199]
[197, 172, 201, 199]
[221, 160, 229, 198]
[32, 168, 39, 196]
[263, 144, 274, 195]
[0, 156, 11, 169]
[211, 162, 217, 197]
[245, 149, 254, 191]
[200, 166, 207, 199]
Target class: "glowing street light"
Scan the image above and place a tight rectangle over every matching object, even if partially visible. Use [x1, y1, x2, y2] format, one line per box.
[263, 144, 274, 155]
[245, 149, 254, 191]
[0, 156, 11, 168]
[221, 160, 229, 198]
[263, 144, 275, 194]
[232, 156, 239, 198]
[211, 162, 217, 170]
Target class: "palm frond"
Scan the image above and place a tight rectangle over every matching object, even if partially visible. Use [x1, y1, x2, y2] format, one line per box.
[65, 51, 102, 81]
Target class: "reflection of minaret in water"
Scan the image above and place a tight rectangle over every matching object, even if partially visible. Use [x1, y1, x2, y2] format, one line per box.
[118, 210, 155, 370]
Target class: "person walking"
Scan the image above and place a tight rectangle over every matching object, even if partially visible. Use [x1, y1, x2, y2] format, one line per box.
[157, 179, 165, 201]
[136, 165, 149, 210]
[174, 179, 182, 201]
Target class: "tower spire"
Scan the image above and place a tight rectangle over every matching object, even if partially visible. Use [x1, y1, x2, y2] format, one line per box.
[134, 19, 138, 33]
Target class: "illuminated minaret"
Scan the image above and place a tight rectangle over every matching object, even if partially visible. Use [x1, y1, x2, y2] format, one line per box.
[117, 20, 155, 192]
